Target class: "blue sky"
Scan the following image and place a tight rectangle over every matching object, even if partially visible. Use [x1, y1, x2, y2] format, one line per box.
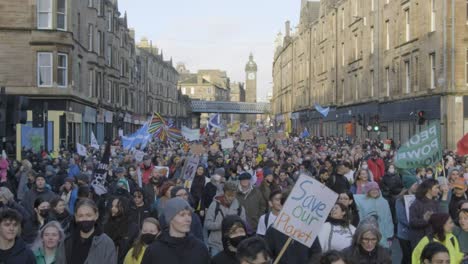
[119, 0, 309, 101]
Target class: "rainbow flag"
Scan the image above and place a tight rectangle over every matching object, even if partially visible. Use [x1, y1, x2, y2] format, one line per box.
[148, 113, 183, 142]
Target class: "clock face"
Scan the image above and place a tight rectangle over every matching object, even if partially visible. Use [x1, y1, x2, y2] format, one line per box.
[248, 72, 255, 80]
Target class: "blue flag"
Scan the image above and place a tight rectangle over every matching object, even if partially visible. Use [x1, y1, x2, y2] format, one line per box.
[300, 128, 310, 138]
[208, 113, 221, 131]
[314, 103, 330, 117]
[122, 122, 151, 150]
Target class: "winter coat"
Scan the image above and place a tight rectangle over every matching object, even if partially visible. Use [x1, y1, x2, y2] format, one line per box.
[103, 216, 139, 264]
[211, 251, 237, 264]
[212, 214, 247, 264]
[412, 233, 464, 264]
[204, 196, 247, 253]
[453, 225, 468, 254]
[0, 238, 36, 264]
[354, 194, 394, 248]
[342, 244, 392, 264]
[140, 232, 210, 264]
[395, 196, 411, 240]
[265, 227, 322, 264]
[317, 221, 356, 251]
[202, 182, 218, 211]
[159, 211, 204, 242]
[380, 173, 403, 200]
[190, 175, 209, 211]
[329, 174, 351, 194]
[56, 228, 117, 264]
[129, 203, 157, 228]
[409, 197, 449, 246]
[258, 181, 277, 211]
[21, 188, 57, 215]
[236, 186, 267, 230]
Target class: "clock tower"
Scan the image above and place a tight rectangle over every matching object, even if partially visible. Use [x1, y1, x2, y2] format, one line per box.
[245, 53, 257, 103]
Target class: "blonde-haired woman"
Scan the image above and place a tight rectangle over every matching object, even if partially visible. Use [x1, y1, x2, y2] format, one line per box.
[33, 221, 65, 264]
[124, 218, 160, 264]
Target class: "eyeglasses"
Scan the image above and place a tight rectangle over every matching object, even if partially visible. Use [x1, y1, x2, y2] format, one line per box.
[361, 237, 378, 243]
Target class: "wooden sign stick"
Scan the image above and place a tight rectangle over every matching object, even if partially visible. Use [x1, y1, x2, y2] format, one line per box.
[273, 237, 292, 264]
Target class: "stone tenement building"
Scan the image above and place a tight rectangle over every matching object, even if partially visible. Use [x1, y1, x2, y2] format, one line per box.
[0, 0, 190, 155]
[272, 0, 468, 149]
[230, 81, 246, 123]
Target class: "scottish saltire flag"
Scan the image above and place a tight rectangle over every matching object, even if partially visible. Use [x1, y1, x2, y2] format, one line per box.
[122, 122, 151, 150]
[314, 103, 330, 117]
[300, 128, 310, 139]
[208, 113, 221, 130]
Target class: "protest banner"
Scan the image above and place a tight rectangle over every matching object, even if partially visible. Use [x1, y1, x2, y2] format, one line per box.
[272, 175, 337, 249]
[134, 150, 145, 162]
[182, 155, 200, 181]
[91, 143, 111, 196]
[181, 126, 200, 142]
[191, 144, 205, 155]
[394, 124, 442, 169]
[404, 195, 416, 222]
[90, 132, 100, 149]
[221, 138, 234, 149]
[237, 141, 245, 153]
[241, 131, 254, 140]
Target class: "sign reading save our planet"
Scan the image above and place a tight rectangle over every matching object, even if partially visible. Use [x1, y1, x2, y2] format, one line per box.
[273, 175, 338, 247]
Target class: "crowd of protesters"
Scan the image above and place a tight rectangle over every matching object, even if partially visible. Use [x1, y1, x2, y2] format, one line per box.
[1, 126, 468, 264]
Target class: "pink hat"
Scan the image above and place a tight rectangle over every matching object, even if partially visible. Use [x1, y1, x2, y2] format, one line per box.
[365, 181, 380, 193]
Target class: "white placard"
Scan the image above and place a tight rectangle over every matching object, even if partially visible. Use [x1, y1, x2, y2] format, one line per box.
[273, 175, 338, 247]
[404, 195, 416, 222]
[182, 156, 200, 181]
[221, 138, 234, 149]
[76, 143, 87, 157]
[134, 150, 145, 162]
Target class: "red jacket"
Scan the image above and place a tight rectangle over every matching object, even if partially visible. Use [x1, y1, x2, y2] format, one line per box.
[140, 163, 154, 184]
[367, 158, 385, 183]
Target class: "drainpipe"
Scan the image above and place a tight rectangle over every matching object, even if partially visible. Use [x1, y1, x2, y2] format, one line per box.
[451, 0, 455, 91]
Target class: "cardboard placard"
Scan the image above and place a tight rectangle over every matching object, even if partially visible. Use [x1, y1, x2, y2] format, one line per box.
[153, 166, 170, 178]
[257, 136, 268, 145]
[190, 144, 205, 155]
[404, 195, 416, 222]
[237, 142, 245, 153]
[221, 138, 234, 149]
[241, 131, 254, 140]
[182, 156, 200, 181]
[273, 175, 337, 247]
[134, 150, 145, 162]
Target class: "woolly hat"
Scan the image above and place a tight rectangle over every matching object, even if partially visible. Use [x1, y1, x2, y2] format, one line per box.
[239, 172, 252, 181]
[364, 181, 380, 193]
[214, 168, 225, 178]
[164, 197, 192, 223]
[402, 175, 418, 189]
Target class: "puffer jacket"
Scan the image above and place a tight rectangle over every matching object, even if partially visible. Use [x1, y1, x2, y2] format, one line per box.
[204, 196, 246, 253]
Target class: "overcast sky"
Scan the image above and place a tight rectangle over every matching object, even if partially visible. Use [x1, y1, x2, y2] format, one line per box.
[119, 0, 309, 102]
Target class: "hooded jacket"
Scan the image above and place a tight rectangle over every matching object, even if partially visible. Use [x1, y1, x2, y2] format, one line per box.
[212, 215, 247, 264]
[0, 238, 35, 264]
[236, 185, 266, 230]
[140, 232, 210, 264]
[204, 196, 247, 253]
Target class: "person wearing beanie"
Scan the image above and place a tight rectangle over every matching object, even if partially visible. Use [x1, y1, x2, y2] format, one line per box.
[354, 181, 394, 248]
[236, 172, 267, 232]
[395, 175, 419, 264]
[412, 213, 463, 264]
[157, 186, 204, 242]
[141, 198, 210, 264]
[212, 215, 248, 264]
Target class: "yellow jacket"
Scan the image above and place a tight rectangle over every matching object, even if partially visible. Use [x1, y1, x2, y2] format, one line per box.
[412, 233, 463, 264]
[123, 246, 147, 264]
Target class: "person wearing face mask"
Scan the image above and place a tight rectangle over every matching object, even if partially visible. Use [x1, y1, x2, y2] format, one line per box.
[22, 174, 57, 216]
[23, 198, 51, 245]
[212, 215, 248, 264]
[205, 182, 247, 256]
[380, 164, 404, 230]
[124, 218, 160, 264]
[56, 198, 117, 264]
[426, 167, 435, 180]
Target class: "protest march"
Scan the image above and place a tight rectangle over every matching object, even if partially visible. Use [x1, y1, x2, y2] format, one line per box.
[2, 113, 468, 264]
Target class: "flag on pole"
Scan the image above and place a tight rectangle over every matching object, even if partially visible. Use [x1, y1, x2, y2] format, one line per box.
[300, 128, 310, 138]
[76, 143, 87, 157]
[314, 103, 330, 117]
[91, 142, 111, 196]
[90, 132, 99, 149]
[457, 133, 468, 155]
[148, 113, 165, 135]
[394, 124, 442, 169]
[122, 122, 151, 150]
[208, 113, 221, 130]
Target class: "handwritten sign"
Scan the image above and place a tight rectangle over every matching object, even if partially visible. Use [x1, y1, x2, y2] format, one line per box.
[404, 195, 416, 222]
[273, 175, 337, 247]
[241, 131, 254, 140]
[134, 150, 144, 162]
[182, 155, 200, 181]
[237, 141, 245, 153]
[154, 166, 170, 178]
[221, 138, 234, 149]
[191, 144, 205, 155]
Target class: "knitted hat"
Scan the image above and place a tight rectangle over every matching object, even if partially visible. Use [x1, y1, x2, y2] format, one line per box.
[402, 175, 418, 189]
[364, 181, 380, 193]
[214, 168, 225, 178]
[239, 172, 252, 181]
[164, 197, 192, 223]
[263, 168, 273, 177]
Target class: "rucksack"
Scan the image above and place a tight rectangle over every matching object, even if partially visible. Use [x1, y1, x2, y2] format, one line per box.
[214, 200, 242, 219]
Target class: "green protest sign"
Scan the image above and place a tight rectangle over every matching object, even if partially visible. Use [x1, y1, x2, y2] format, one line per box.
[394, 124, 442, 169]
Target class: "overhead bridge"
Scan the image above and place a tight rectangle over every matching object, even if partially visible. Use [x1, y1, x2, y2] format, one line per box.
[191, 100, 270, 114]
